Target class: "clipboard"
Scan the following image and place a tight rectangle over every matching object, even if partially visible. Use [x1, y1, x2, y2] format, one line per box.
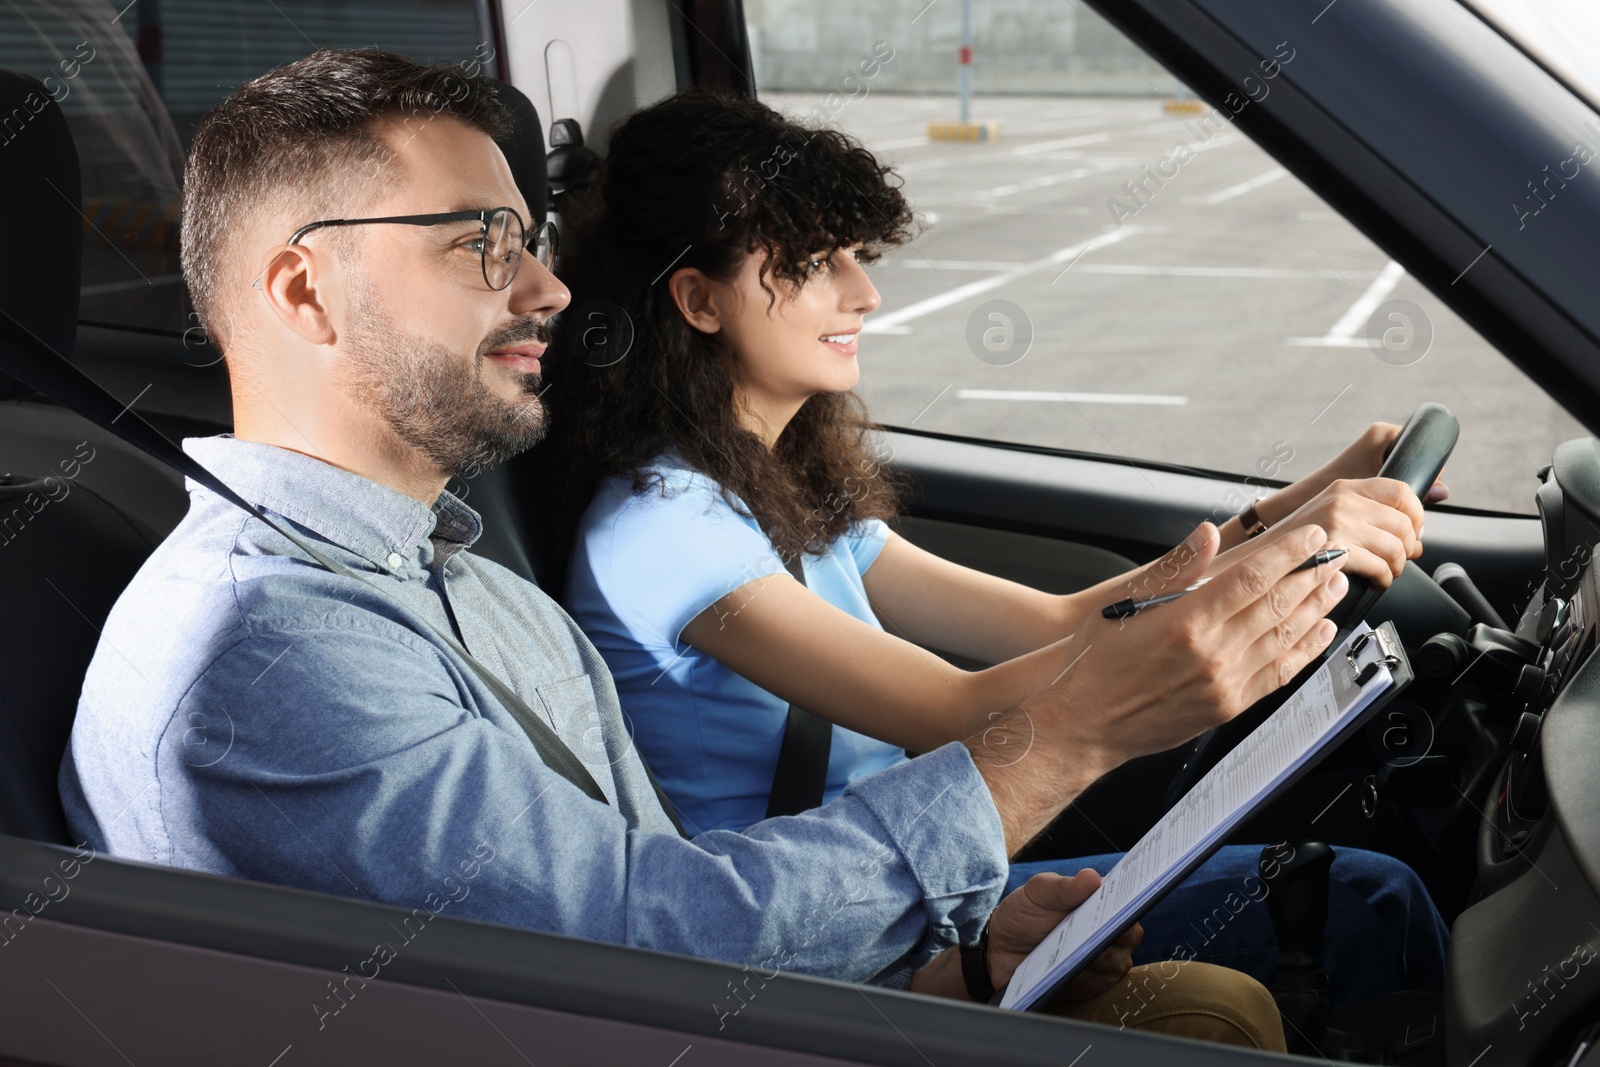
[1000, 619, 1414, 1012]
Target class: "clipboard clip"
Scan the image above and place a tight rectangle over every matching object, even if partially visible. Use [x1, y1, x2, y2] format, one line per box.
[1348, 626, 1401, 686]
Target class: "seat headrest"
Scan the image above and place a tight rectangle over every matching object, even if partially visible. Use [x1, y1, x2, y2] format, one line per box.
[0, 71, 542, 403]
[0, 70, 83, 402]
[492, 80, 548, 229]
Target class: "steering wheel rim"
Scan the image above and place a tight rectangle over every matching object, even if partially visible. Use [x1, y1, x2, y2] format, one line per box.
[1158, 403, 1461, 812]
[1322, 401, 1461, 636]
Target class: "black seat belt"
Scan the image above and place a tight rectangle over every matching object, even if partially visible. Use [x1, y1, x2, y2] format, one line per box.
[0, 308, 687, 836]
[764, 555, 832, 819]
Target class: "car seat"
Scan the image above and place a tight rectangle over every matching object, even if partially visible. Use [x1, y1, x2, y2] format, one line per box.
[0, 69, 164, 843]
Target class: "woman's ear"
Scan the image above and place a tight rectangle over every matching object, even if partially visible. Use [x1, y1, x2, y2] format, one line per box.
[666, 267, 723, 335]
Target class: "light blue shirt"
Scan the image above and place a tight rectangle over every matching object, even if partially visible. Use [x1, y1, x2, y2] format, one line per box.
[58, 436, 1008, 985]
[567, 456, 909, 834]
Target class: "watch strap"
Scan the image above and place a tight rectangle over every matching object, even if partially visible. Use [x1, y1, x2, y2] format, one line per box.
[1238, 497, 1269, 539]
[960, 922, 997, 1003]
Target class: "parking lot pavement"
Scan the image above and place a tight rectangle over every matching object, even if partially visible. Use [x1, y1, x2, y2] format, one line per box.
[761, 92, 1586, 515]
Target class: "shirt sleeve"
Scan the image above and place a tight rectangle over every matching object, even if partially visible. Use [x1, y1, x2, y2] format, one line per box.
[845, 518, 892, 575]
[596, 472, 789, 646]
[166, 620, 1010, 985]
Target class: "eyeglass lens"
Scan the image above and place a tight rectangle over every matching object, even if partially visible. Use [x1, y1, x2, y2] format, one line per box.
[483, 208, 523, 291]
[532, 221, 556, 270]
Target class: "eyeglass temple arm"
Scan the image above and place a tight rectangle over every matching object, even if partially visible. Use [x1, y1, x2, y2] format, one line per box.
[287, 219, 354, 245]
[286, 211, 497, 246]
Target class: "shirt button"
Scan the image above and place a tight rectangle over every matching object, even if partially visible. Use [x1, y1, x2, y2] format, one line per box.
[386, 552, 405, 569]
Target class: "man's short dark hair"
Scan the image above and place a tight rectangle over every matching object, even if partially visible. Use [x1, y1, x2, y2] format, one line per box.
[180, 48, 511, 351]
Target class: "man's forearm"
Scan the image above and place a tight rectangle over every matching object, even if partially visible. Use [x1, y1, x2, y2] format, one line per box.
[908, 945, 974, 1000]
[964, 710, 1116, 857]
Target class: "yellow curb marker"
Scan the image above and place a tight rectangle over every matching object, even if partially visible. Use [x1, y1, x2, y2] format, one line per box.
[926, 120, 1000, 142]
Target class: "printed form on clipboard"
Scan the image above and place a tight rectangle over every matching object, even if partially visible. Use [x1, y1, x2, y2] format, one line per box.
[1000, 619, 1413, 1012]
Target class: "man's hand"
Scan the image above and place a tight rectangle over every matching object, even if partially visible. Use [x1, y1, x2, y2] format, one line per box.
[988, 869, 1140, 1000]
[906, 869, 1138, 1002]
[969, 521, 1346, 854]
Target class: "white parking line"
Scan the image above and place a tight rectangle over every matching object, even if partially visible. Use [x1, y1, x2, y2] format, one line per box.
[981, 165, 1100, 198]
[1185, 167, 1289, 204]
[1134, 119, 1200, 137]
[1072, 264, 1377, 279]
[1012, 131, 1113, 155]
[861, 227, 1144, 334]
[897, 262, 1375, 279]
[1192, 134, 1241, 154]
[902, 259, 1028, 271]
[1286, 260, 1406, 346]
[1027, 154, 1145, 165]
[958, 390, 1188, 405]
[981, 204, 1094, 216]
[912, 137, 1239, 202]
[1011, 112, 1121, 134]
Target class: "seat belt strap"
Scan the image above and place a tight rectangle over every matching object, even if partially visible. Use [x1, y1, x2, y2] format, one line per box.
[764, 555, 833, 819]
[0, 309, 687, 836]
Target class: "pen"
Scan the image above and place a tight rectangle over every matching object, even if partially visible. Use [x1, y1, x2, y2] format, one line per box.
[1100, 548, 1348, 620]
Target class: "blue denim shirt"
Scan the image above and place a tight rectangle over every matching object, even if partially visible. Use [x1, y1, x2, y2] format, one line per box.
[58, 436, 1008, 984]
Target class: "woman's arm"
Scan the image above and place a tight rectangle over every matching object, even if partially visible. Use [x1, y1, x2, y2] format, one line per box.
[678, 526, 1248, 752]
[858, 530, 1255, 666]
[680, 566, 1084, 753]
[856, 461, 1431, 673]
[859, 532, 1084, 664]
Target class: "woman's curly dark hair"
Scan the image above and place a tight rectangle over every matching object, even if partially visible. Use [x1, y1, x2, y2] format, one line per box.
[537, 89, 915, 565]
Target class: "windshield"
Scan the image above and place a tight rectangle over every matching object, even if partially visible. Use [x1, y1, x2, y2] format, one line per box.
[743, 0, 1587, 516]
[1467, 0, 1600, 111]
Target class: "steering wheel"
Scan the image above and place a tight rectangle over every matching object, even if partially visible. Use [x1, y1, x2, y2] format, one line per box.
[1158, 402, 1461, 811]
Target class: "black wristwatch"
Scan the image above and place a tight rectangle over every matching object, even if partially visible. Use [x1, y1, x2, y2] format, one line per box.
[1237, 497, 1269, 539]
[960, 922, 998, 1003]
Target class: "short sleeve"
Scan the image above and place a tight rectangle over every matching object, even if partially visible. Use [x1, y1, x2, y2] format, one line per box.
[594, 472, 788, 647]
[845, 518, 891, 575]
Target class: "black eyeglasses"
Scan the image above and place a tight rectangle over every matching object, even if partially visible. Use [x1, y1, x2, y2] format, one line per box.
[285, 207, 556, 291]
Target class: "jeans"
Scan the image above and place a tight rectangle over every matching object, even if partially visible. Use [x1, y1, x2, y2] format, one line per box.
[1005, 844, 1449, 1005]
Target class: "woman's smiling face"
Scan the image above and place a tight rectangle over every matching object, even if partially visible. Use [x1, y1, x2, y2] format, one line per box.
[708, 244, 882, 433]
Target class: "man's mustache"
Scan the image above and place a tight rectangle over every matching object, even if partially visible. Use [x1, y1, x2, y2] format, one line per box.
[479, 317, 553, 356]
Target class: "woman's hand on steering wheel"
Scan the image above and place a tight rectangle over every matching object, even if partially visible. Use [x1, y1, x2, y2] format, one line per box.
[1251, 477, 1425, 589]
[1317, 421, 1449, 504]
[1231, 420, 1447, 589]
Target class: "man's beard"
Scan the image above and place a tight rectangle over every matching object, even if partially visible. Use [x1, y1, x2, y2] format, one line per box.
[341, 287, 552, 479]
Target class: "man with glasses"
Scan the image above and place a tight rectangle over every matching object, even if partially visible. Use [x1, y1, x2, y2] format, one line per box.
[61, 49, 1349, 1048]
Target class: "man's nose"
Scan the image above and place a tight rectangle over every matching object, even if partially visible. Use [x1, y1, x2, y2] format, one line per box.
[509, 254, 571, 320]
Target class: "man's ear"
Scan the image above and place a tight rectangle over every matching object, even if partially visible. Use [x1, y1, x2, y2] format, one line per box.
[666, 267, 722, 335]
[254, 244, 338, 346]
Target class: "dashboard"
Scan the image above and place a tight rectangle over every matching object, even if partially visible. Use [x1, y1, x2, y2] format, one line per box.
[1443, 439, 1600, 1067]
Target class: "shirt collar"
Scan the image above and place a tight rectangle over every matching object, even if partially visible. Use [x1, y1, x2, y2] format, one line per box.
[180, 435, 482, 570]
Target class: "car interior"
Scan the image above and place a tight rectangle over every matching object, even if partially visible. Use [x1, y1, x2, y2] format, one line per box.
[4, 0, 1600, 1064]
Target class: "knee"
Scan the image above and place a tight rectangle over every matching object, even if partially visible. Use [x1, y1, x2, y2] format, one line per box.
[1331, 848, 1429, 899]
[1104, 962, 1287, 1051]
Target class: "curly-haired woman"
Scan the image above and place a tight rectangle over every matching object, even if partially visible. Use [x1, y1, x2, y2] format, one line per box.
[535, 89, 1448, 1005]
